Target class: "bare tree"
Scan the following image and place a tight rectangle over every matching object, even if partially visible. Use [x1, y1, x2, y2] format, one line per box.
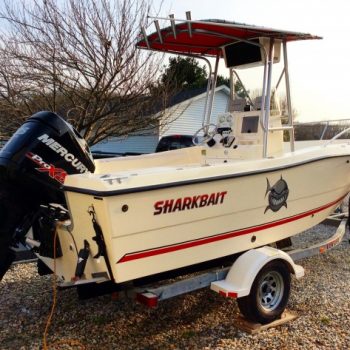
[0, 0, 166, 145]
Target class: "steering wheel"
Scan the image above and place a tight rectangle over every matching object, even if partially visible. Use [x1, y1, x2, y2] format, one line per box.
[192, 123, 218, 146]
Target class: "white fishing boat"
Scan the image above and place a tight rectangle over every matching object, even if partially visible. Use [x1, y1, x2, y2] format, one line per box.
[1, 13, 349, 324]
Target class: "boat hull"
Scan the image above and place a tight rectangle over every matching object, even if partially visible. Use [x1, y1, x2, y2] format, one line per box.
[49, 148, 350, 284]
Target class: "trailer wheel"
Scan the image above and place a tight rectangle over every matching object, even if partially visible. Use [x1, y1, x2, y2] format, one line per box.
[237, 260, 291, 324]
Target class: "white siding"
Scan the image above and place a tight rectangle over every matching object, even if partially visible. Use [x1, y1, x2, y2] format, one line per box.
[93, 86, 230, 153]
[91, 135, 158, 154]
[160, 89, 230, 137]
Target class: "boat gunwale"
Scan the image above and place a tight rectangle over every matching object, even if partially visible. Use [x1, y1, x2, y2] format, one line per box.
[63, 154, 350, 197]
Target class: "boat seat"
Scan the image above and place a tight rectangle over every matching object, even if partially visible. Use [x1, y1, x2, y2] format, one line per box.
[254, 92, 281, 115]
[230, 97, 246, 111]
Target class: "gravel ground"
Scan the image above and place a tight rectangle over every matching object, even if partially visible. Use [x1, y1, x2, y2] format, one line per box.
[1, 223, 350, 349]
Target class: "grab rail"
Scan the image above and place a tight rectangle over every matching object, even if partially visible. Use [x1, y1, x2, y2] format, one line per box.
[324, 127, 350, 147]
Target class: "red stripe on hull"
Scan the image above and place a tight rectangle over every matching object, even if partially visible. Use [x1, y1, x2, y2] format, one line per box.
[117, 196, 344, 264]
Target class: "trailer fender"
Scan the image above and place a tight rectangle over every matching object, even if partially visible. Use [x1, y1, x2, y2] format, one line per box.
[210, 246, 304, 298]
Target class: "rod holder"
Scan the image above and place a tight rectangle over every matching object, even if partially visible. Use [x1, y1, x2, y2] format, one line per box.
[141, 26, 150, 49]
[154, 20, 163, 44]
[169, 14, 177, 39]
[186, 11, 192, 37]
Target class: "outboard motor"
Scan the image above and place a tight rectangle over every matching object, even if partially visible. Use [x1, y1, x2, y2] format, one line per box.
[0, 111, 95, 279]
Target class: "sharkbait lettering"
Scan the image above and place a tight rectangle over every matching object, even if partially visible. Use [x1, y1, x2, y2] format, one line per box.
[37, 134, 88, 173]
[154, 191, 227, 215]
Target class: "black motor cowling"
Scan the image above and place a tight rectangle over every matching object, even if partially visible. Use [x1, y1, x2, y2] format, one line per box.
[0, 111, 95, 279]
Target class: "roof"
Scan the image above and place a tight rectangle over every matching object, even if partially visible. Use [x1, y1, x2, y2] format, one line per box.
[168, 86, 207, 107]
[137, 19, 321, 57]
[167, 84, 230, 109]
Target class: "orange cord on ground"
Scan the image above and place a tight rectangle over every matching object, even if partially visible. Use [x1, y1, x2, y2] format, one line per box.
[42, 228, 86, 350]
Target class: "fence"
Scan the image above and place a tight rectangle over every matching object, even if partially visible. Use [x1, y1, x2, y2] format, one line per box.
[294, 119, 350, 140]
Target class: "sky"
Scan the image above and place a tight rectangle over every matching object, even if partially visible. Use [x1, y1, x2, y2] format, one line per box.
[150, 0, 350, 122]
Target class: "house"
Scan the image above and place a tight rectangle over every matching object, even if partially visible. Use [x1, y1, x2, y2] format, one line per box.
[91, 85, 231, 154]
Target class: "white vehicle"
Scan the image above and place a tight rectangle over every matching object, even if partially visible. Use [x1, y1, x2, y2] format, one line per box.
[1, 13, 349, 324]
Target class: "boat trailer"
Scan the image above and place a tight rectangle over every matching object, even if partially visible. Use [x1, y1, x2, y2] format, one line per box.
[132, 217, 348, 320]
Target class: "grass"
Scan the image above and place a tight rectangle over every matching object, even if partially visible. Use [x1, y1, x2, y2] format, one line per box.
[92, 315, 110, 325]
[320, 315, 331, 325]
[182, 329, 196, 339]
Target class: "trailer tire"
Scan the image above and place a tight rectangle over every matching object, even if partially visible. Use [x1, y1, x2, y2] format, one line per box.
[237, 260, 291, 324]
